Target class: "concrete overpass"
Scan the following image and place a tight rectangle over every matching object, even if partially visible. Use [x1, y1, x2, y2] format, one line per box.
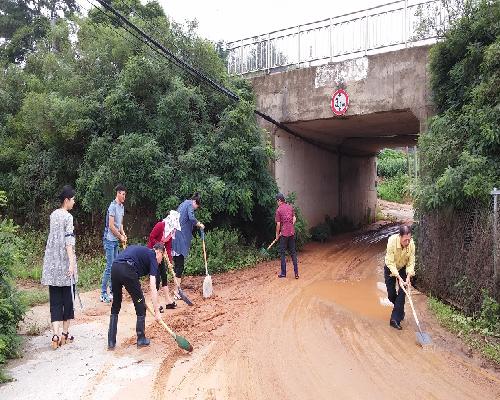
[227, 1, 443, 227]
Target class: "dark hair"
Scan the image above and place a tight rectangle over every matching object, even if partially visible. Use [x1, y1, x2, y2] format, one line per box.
[115, 184, 126, 193]
[399, 225, 412, 236]
[276, 192, 286, 202]
[191, 192, 201, 206]
[153, 243, 165, 252]
[58, 185, 75, 204]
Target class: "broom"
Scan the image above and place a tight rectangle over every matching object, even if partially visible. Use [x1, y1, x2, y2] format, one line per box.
[200, 230, 212, 298]
[146, 303, 193, 352]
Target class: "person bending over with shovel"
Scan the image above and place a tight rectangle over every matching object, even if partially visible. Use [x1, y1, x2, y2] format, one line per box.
[171, 193, 204, 296]
[275, 193, 299, 279]
[147, 210, 181, 311]
[107, 243, 164, 350]
[384, 225, 415, 330]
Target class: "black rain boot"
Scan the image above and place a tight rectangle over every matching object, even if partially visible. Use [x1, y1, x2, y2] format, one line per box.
[108, 314, 118, 350]
[136, 315, 150, 348]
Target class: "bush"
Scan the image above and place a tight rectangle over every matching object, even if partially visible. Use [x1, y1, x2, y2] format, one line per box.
[416, 0, 500, 212]
[0, 218, 26, 382]
[377, 174, 411, 203]
[377, 149, 408, 178]
[428, 294, 500, 364]
[310, 215, 354, 242]
[183, 228, 264, 275]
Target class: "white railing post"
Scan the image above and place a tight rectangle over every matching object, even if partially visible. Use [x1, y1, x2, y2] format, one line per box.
[404, 0, 408, 47]
[239, 40, 243, 74]
[297, 25, 301, 67]
[365, 13, 369, 54]
[267, 33, 271, 72]
[329, 18, 333, 62]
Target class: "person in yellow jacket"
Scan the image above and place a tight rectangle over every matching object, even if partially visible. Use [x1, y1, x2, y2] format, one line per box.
[384, 225, 415, 330]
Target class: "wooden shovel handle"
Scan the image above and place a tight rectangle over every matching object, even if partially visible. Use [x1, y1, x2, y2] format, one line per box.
[145, 303, 176, 339]
[267, 236, 280, 250]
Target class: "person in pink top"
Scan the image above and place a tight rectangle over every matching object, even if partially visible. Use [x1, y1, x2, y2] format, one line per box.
[275, 193, 299, 279]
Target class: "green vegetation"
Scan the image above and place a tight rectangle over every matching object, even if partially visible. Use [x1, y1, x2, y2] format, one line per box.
[428, 294, 500, 365]
[310, 215, 354, 243]
[0, 216, 26, 382]
[416, 0, 500, 211]
[377, 174, 411, 203]
[376, 149, 412, 203]
[0, 0, 280, 245]
[18, 288, 49, 308]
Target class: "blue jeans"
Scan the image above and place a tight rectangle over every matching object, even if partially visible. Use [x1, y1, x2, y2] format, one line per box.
[101, 239, 119, 295]
[279, 235, 298, 276]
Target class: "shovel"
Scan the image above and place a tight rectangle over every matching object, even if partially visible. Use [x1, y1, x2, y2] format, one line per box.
[260, 236, 280, 257]
[70, 276, 83, 311]
[164, 255, 193, 306]
[200, 230, 212, 298]
[145, 303, 193, 352]
[401, 284, 432, 347]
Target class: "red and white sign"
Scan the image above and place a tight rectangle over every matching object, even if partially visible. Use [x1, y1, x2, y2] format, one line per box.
[331, 89, 349, 116]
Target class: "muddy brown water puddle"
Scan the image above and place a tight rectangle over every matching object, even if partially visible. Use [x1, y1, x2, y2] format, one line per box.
[301, 276, 391, 321]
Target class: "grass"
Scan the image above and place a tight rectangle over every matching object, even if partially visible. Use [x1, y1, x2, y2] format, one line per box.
[428, 296, 500, 365]
[18, 288, 49, 307]
[377, 174, 411, 203]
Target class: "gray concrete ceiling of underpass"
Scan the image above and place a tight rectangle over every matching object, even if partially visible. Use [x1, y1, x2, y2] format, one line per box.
[282, 109, 419, 155]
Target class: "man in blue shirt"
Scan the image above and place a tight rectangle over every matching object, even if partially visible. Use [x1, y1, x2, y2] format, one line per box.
[101, 184, 127, 303]
[107, 243, 164, 350]
[171, 193, 204, 290]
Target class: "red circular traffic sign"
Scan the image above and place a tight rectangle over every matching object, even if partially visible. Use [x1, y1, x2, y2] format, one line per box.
[331, 89, 349, 116]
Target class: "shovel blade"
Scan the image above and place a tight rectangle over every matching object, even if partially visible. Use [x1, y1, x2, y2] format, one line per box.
[203, 275, 213, 298]
[416, 331, 432, 347]
[177, 288, 193, 306]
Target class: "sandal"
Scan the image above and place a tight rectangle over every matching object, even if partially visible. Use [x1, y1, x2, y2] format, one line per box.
[51, 334, 60, 350]
[60, 332, 74, 345]
[165, 302, 176, 309]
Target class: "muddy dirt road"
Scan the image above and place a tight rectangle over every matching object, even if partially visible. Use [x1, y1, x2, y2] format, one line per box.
[1, 223, 499, 400]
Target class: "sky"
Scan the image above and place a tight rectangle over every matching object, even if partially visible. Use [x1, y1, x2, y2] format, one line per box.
[157, 0, 390, 43]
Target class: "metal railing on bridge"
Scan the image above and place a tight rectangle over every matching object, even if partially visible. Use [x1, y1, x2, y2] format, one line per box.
[227, 0, 449, 75]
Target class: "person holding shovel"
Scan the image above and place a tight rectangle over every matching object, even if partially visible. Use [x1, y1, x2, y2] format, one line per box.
[41, 185, 78, 350]
[171, 193, 205, 292]
[100, 184, 127, 303]
[384, 224, 415, 330]
[147, 210, 181, 311]
[275, 193, 299, 279]
[107, 243, 164, 350]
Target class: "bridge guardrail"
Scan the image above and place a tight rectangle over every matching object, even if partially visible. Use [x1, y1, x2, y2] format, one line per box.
[227, 0, 449, 75]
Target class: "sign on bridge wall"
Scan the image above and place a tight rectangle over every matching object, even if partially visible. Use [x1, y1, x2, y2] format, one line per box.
[331, 89, 349, 116]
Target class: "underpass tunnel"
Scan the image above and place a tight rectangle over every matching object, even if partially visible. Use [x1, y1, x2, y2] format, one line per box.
[272, 109, 419, 228]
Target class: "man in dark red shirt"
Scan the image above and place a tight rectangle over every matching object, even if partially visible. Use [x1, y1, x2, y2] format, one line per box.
[275, 193, 299, 279]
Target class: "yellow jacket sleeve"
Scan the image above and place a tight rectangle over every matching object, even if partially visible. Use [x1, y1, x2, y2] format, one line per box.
[385, 235, 399, 276]
[406, 239, 416, 276]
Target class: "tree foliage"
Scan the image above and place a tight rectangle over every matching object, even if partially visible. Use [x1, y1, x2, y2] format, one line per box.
[0, 0, 279, 243]
[0, 195, 26, 382]
[416, 0, 500, 211]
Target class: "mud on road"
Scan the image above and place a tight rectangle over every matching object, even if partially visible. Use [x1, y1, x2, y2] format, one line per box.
[1, 223, 499, 400]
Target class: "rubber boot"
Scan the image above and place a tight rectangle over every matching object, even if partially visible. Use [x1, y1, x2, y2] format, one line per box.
[136, 315, 150, 348]
[108, 314, 118, 350]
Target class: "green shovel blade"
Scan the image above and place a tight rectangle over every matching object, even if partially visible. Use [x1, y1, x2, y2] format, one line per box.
[175, 334, 193, 352]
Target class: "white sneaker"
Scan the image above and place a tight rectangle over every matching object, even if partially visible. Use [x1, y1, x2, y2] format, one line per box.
[100, 294, 110, 303]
